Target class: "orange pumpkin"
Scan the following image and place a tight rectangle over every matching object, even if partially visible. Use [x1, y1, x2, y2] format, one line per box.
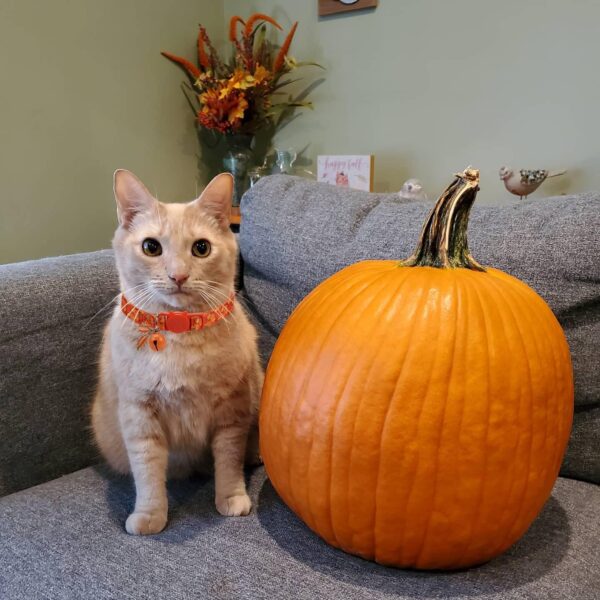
[259, 168, 574, 570]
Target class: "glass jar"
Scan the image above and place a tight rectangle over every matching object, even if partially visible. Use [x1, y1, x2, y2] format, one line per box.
[271, 148, 297, 175]
[222, 134, 255, 207]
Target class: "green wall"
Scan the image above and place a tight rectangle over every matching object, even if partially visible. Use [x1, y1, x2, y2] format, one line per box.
[3, 0, 599, 263]
[225, 0, 599, 200]
[0, 0, 223, 264]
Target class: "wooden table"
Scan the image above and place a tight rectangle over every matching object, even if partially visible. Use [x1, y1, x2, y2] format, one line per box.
[230, 207, 241, 226]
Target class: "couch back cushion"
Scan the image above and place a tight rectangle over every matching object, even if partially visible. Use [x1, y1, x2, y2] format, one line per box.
[240, 175, 600, 484]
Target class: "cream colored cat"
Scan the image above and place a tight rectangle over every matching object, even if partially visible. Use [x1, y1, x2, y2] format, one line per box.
[92, 169, 263, 535]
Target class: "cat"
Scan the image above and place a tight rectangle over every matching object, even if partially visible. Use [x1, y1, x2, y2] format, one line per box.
[91, 169, 263, 535]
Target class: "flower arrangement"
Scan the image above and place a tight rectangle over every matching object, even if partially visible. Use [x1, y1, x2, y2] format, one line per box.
[161, 13, 320, 136]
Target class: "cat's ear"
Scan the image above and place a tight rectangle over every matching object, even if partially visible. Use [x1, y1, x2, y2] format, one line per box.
[193, 173, 233, 229]
[113, 169, 156, 229]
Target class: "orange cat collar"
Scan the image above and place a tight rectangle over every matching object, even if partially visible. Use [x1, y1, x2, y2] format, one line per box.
[120, 292, 235, 351]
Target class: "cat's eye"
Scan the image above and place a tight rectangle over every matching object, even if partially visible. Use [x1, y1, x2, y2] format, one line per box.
[142, 238, 162, 257]
[192, 239, 211, 258]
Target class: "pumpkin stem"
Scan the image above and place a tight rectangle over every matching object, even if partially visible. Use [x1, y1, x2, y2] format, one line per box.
[401, 167, 485, 271]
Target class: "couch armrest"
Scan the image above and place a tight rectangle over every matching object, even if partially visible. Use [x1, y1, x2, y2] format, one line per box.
[0, 250, 118, 497]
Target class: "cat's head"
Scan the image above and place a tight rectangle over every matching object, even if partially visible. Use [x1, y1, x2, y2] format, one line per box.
[112, 169, 237, 312]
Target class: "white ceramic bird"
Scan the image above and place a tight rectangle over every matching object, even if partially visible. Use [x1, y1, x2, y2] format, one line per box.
[398, 178, 428, 201]
[499, 167, 566, 199]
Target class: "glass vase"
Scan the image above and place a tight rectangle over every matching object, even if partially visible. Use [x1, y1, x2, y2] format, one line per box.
[271, 148, 298, 175]
[222, 134, 254, 207]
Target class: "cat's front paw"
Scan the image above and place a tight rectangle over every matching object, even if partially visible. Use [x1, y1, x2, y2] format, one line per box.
[125, 509, 168, 535]
[216, 494, 252, 517]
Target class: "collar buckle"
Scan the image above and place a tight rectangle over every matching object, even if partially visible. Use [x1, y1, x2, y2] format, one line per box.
[163, 311, 191, 333]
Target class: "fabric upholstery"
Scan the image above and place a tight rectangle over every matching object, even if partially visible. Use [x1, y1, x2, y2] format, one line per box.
[0, 251, 119, 497]
[0, 466, 598, 600]
[240, 176, 600, 483]
[0, 179, 597, 599]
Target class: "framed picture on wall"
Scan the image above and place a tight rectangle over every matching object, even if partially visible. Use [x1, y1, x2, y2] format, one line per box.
[318, 0, 378, 17]
[317, 155, 374, 191]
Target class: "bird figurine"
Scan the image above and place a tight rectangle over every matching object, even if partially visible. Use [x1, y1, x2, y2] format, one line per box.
[499, 167, 566, 199]
[398, 178, 428, 201]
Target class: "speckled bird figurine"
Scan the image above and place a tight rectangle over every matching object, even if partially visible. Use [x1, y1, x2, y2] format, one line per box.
[499, 167, 566, 199]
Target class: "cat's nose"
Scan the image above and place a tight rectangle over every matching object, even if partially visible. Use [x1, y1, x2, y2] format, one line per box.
[168, 274, 189, 286]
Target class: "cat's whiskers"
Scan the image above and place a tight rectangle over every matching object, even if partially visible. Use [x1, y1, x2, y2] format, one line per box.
[192, 286, 219, 311]
[123, 284, 156, 311]
[194, 286, 233, 332]
[197, 282, 229, 292]
[127, 283, 154, 301]
[201, 283, 231, 300]
[187, 279, 244, 316]
[119, 287, 157, 331]
[143, 279, 227, 316]
[120, 288, 154, 324]
[198, 281, 247, 312]
[213, 290, 250, 313]
[198, 279, 236, 298]
[135, 286, 161, 313]
[200, 287, 232, 309]
[187, 281, 223, 303]
[189, 279, 231, 295]
[83, 282, 149, 328]
[200, 278, 231, 288]
[150, 278, 173, 291]
[202, 288, 231, 330]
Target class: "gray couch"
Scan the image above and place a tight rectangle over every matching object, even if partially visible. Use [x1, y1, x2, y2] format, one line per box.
[0, 175, 598, 599]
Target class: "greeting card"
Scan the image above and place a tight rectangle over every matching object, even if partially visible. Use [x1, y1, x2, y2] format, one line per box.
[317, 155, 374, 191]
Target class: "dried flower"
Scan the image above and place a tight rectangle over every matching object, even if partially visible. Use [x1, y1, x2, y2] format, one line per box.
[229, 16, 245, 42]
[160, 51, 200, 81]
[273, 22, 298, 72]
[197, 27, 210, 69]
[162, 13, 322, 136]
[243, 13, 282, 37]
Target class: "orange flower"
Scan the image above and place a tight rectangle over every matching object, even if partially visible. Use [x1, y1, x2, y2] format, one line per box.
[228, 95, 248, 124]
[198, 110, 230, 133]
[199, 88, 218, 104]
[253, 65, 270, 85]
[164, 13, 318, 135]
[222, 67, 269, 96]
[198, 86, 248, 132]
[229, 69, 254, 91]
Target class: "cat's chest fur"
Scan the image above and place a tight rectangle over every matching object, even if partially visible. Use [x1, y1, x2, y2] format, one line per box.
[109, 315, 247, 452]
[110, 314, 242, 410]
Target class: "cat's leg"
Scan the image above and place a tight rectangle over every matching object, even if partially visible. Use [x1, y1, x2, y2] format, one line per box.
[119, 398, 169, 535]
[92, 386, 130, 474]
[212, 422, 252, 517]
[91, 328, 130, 473]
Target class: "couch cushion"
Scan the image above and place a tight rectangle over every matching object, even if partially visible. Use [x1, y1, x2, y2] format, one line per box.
[0, 251, 119, 497]
[239, 176, 600, 484]
[0, 466, 597, 600]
